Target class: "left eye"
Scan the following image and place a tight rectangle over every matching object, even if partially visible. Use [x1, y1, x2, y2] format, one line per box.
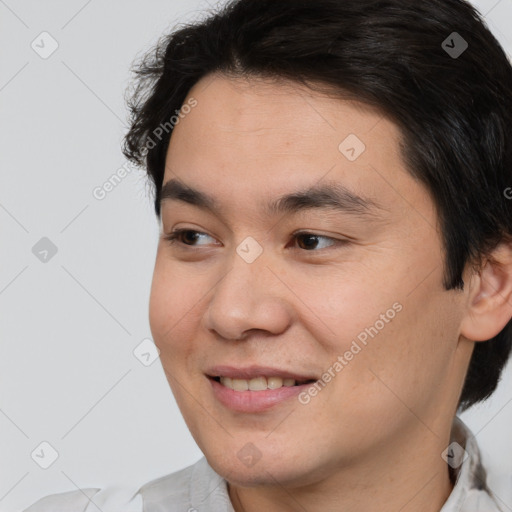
[291, 232, 339, 251]
[163, 229, 342, 251]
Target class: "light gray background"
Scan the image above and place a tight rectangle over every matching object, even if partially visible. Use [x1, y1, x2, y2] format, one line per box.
[1, 1, 511, 510]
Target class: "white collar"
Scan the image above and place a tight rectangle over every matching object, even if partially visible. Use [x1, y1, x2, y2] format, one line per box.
[440, 416, 505, 511]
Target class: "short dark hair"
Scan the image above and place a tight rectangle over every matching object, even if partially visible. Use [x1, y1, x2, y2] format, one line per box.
[123, 0, 512, 412]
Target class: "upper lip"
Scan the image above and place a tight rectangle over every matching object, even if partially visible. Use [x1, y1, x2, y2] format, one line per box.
[206, 365, 318, 381]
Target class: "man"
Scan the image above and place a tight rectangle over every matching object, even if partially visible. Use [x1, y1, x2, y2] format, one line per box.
[25, 0, 512, 510]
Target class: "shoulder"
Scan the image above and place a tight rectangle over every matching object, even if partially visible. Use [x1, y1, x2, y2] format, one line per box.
[138, 458, 200, 504]
[23, 488, 101, 512]
[23, 484, 143, 512]
[139, 456, 232, 510]
[23, 458, 227, 512]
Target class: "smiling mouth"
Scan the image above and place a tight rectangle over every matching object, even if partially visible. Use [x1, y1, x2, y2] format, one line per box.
[210, 375, 316, 391]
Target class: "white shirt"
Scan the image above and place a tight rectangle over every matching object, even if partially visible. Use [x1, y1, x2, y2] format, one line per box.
[23, 416, 506, 512]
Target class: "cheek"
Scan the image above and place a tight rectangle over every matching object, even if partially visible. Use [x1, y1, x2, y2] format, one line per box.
[330, 285, 464, 425]
[309, 255, 462, 407]
[148, 255, 200, 357]
[299, 262, 400, 344]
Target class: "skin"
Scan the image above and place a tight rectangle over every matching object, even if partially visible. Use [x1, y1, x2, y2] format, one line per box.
[148, 73, 512, 512]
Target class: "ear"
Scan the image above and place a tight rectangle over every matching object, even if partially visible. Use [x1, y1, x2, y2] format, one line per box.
[460, 241, 512, 342]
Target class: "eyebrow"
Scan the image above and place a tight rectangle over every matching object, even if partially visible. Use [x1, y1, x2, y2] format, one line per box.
[159, 178, 384, 219]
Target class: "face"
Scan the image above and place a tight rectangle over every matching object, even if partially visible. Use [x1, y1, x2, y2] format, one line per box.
[149, 74, 473, 488]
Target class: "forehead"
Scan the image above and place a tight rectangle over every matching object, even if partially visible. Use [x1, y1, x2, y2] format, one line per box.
[175, 74, 391, 147]
[162, 74, 432, 226]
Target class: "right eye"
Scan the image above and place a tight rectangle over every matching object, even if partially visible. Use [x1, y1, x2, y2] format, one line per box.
[163, 229, 218, 247]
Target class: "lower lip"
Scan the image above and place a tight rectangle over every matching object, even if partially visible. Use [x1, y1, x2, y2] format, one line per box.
[208, 377, 316, 413]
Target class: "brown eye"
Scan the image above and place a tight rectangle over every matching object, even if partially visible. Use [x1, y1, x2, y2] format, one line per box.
[164, 229, 216, 247]
[295, 234, 322, 250]
[292, 233, 340, 251]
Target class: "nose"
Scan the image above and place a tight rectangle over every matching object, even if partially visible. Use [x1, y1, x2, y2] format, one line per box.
[202, 248, 293, 341]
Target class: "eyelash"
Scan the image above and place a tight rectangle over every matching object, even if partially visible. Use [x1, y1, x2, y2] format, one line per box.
[163, 228, 348, 252]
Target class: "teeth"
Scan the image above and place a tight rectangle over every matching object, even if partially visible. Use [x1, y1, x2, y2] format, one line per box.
[248, 376, 267, 391]
[267, 377, 283, 389]
[219, 376, 304, 391]
[232, 378, 249, 391]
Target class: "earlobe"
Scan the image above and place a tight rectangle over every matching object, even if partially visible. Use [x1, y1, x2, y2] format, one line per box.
[460, 242, 512, 342]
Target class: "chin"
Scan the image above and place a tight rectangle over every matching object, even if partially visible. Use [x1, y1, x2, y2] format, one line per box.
[204, 446, 323, 489]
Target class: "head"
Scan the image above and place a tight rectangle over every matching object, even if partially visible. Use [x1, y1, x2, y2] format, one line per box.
[124, 0, 512, 489]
